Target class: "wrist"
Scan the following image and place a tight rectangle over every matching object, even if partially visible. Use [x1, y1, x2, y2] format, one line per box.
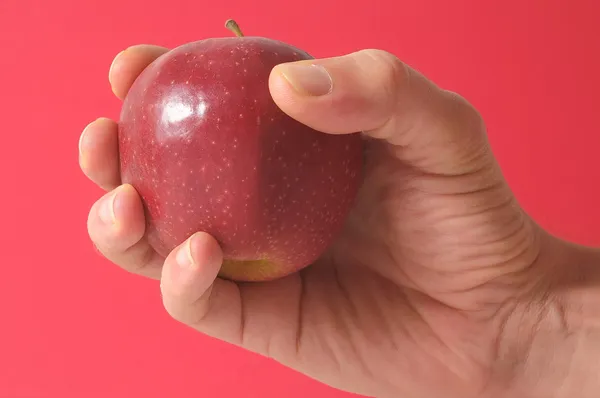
[557, 245, 600, 330]
[494, 237, 600, 397]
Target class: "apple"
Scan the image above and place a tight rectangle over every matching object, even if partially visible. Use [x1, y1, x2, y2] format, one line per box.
[118, 20, 364, 282]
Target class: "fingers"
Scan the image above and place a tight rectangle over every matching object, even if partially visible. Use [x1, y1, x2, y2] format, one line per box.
[87, 184, 164, 279]
[269, 49, 491, 176]
[79, 45, 167, 190]
[80, 46, 170, 189]
[160, 233, 245, 343]
[160, 232, 306, 359]
[109, 44, 169, 100]
[79, 118, 121, 191]
[84, 45, 170, 277]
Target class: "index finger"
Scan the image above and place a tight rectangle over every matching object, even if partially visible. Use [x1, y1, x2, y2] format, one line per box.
[109, 44, 169, 100]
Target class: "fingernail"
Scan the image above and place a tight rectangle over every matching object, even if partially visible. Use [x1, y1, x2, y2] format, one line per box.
[279, 64, 333, 96]
[99, 190, 118, 225]
[176, 236, 196, 268]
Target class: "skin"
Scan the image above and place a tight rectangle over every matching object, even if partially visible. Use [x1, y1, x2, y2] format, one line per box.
[80, 44, 600, 398]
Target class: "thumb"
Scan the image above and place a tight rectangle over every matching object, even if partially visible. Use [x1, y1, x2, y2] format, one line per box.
[269, 49, 491, 176]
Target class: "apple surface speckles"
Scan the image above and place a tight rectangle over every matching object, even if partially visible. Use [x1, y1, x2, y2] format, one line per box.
[118, 29, 364, 282]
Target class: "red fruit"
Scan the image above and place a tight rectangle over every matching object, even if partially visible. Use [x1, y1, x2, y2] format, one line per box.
[118, 20, 364, 281]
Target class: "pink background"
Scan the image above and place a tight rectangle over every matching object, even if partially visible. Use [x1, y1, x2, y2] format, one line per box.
[1, 0, 598, 396]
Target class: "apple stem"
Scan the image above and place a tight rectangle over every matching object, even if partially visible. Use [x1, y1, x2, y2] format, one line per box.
[225, 19, 245, 37]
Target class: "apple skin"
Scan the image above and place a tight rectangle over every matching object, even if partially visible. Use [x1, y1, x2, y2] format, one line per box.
[118, 36, 364, 282]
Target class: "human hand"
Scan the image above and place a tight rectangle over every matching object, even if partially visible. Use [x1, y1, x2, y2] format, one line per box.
[80, 45, 600, 398]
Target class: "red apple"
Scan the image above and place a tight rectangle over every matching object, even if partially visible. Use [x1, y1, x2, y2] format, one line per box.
[118, 20, 364, 281]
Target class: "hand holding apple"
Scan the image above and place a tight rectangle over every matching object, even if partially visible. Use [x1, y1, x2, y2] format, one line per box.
[79, 26, 600, 398]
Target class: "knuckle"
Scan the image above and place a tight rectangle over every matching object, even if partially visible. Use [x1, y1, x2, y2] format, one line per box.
[359, 49, 409, 95]
[161, 283, 212, 327]
[163, 301, 187, 324]
[444, 90, 485, 128]
[355, 50, 410, 119]
[439, 91, 491, 171]
[121, 248, 151, 274]
[442, 91, 488, 154]
[162, 296, 196, 326]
